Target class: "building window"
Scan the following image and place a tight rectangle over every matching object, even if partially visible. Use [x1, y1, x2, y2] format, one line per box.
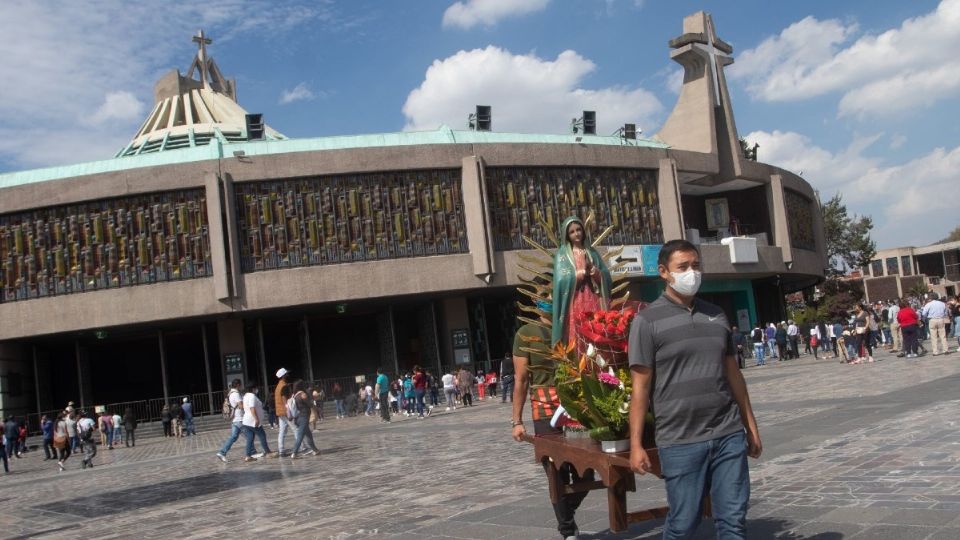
[945, 249, 960, 282]
[0, 189, 212, 304]
[886, 257, 899, 275]
[783, 189, 817, 252]
[901, 255, 912, 276]
[485, 167, 662, 250]
[234, 170, 468, 272]
[871, 259, 884, 277]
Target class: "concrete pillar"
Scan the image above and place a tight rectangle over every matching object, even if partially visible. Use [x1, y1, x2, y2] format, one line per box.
[461, 156, 495, 281]
[74, 340, 86, 409]
[216, 318, 245, 388]
[220, 174, 244, 300]
[439, 297, 470, 366]
[658, 158, 685, 241]
[257, 319, 268, 388]
[768, 174, 792, 265]
[158, 330, 170, 405]
[301, 316, 315, 382]
[205, 173, 231, 301]
[202, 324, 215, 414]
[32, 346, 41, 416]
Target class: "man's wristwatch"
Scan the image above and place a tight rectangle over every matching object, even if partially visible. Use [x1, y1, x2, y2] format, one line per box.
[510, 420, 523, 427]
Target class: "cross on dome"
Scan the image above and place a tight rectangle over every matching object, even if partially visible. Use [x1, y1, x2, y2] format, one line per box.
[190, 30, 213, 89]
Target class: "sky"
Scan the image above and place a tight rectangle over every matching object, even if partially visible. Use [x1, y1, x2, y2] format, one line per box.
[0, 0, 957, 250]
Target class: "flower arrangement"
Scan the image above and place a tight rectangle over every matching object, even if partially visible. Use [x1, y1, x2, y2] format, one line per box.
[574, 308, 638, 368]
[555, 342, 632, 441]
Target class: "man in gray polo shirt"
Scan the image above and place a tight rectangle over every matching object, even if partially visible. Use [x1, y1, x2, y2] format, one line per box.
[628, 239, 761, 539]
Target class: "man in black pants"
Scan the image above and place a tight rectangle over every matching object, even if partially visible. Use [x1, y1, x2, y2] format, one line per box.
[512, 299, 591, 540]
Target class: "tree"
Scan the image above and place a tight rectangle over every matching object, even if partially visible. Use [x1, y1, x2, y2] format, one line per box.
[937, 225, 960, 244]
[821, 193, 876, 276]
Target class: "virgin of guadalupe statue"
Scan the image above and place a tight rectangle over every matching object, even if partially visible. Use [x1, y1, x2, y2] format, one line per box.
[551, 216, 613, 346]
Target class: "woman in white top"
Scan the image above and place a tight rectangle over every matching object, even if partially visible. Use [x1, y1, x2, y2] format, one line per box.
[441, 372, 457, 411]
[241, 381, 275, 462]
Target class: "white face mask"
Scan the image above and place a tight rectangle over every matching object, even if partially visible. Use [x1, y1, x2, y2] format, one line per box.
[669, 269, 702, 296]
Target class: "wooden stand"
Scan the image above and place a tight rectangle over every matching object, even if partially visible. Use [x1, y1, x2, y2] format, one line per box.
[522, 433, 711, 533]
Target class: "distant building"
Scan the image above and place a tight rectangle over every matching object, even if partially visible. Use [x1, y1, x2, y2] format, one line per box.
[863, 241, 960, 301]
[0, 14, 827, 419]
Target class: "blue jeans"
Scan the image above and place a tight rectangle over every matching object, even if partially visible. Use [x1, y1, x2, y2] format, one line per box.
[243, 425, 272, 457]
[659, 430, 750, 539]
[365, 396, 374, 415]
[335, 399, 346, 417]
[766, 339, 777, 358]
[415, 389, 426, 416]
[752, 344, 764, 365]
[112, 426, 122, 445]
[291, 417, 317, 455]
[219, 422, 242, 455]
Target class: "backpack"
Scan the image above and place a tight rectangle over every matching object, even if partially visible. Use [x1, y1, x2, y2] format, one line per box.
[752, 328, 763, 342]
[285, 396, 298, 421]
[221, 398, 232, 419]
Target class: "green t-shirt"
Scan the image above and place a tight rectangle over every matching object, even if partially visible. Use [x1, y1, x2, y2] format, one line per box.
[512, 323, 553, 386]
[513, 323, 560, 421]
[375, 373, 389, 395]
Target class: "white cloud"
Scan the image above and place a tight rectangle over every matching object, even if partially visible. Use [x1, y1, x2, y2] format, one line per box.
[665, 67, 683, 95]
[0, 1, 334, 170]
[743, 129, 960, 248]
[442, 0, 549, 30]
[279, 82, 316, 105]
[889, 134, 907, 150]
[402, 46, 662, 134]
[89, 91, 145, 125]
[837, 63, 960, 118]
[730, 0, 960, 117]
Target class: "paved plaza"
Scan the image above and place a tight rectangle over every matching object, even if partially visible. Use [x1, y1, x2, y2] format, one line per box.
[4, 346, 960, 539]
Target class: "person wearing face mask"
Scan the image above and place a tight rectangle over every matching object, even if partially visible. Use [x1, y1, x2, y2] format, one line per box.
[627, 239, 762, 540]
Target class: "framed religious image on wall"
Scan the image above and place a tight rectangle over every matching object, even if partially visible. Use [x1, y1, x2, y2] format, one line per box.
[705, 197, 730, 230]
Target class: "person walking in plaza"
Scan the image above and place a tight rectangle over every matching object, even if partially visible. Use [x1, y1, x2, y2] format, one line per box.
[170, 400, 184, 437]
[53, 412, 71, 472]
[77, 411, 97, 470]
[3, 417, 18, 460]
[457, 366, 474, 407]
[787, 320, 800, 359]
[475, 369, 486, 400]
[289, 380, 321, 458]
[363, 381, 375, 416]
[182, 397, 196, 436]
[442, 370, 457, 410]
[809, 323, 821, 360]
[375, 367, 391, 423]
[274, 367, 291, 455]
[888, 299, 902, 354]
[332, 382, 346, 419]
[628, 239, 761, 540]
[401, 373, 415, 416]
[98, 410, 114, 449]
[921, 292, 951, 356]
[500, 354, 515, 403]
[111, 410, 123, 447]
[41, 415, 55, 460]
[897, 300, 921, 358]
[950, 295, 960, 351]
[216, 378, 244, 462]
[310, 388, 324, 429]
[426, 370, 440, 408]
[65, 412, 79, 452]
[852, 304, 874, 363]
[242, 381, 277, 462]
[413, 365, 429, 419]
[512, 296, 594, 540]
[775, 323, 788, 361]
[486, 370, 498, 399]
[765, 323, 778, 360]
[160, 405, 173, 437]
[751, 323, 765, 366]
[123, 407, 137, 447]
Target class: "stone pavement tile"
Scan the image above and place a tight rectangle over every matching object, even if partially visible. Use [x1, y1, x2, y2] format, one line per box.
[849, 524, 938, 539]
[817, 506, 894, 524]
[876, 508, 958, 526]
[765, 505, 836, 522]
[927, 529, 960, 540]
[411, 520, 557, 539]
[776, 520, 864, 539]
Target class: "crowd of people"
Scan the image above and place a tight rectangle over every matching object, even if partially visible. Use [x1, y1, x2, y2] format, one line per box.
[731, 293, 960, 367]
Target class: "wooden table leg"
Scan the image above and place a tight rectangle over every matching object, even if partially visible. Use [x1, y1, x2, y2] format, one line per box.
[607, 478, 628, 532]
[543, 459, 561, 505]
